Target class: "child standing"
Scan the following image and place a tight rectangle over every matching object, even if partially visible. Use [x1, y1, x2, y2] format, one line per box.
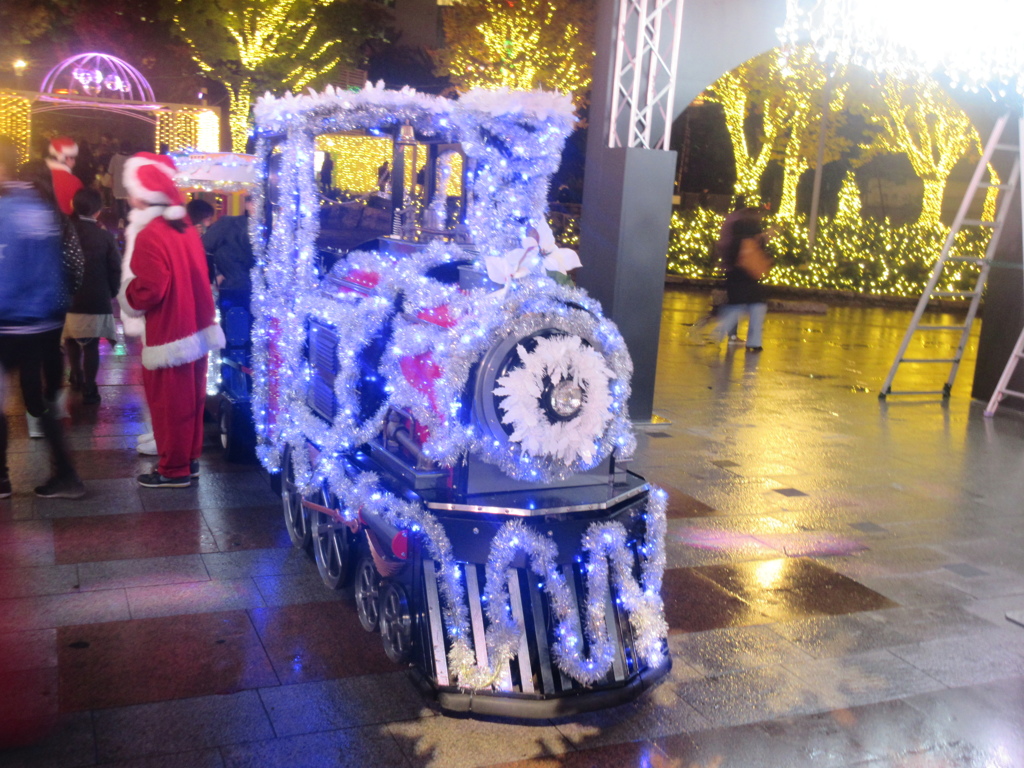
[64, 188, 121, 404]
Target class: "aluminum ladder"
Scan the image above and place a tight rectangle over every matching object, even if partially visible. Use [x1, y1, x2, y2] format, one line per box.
[879, 112, 1023, 399]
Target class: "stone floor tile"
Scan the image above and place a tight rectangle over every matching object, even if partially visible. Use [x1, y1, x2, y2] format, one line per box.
[93, 691, 275, 763]
[139, 473, 278, 513]
[0, 711, 95, 766]
[252, 569, 348, 607]
[0, 520, 56, 568]
[0, 565, 81, 600]
[201, 504, 290, 552]
[0, 589, 131, 632]
[57, 610, 279, 711]
[248, 601, 396, 685]
[53, 510, 218, 565]
[673, 665, 835, 729]
[669, 624, 816, 675]
[219, 725, 411, 768]
[386, 716, 572, 768]
[33, 478, 146, 520]
[552, 679, 710, 750]
[125, 578, 266, 619]
[258, 671, 433, 736]
[0, 627, 59, 673]
[887, 632, 1024, 688]
[202, 547, 311, 580]
[784, 649, 946, 709]
[77, 555, 210, 592]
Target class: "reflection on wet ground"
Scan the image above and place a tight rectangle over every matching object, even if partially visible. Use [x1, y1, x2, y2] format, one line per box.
[3, 286, 1024, 766]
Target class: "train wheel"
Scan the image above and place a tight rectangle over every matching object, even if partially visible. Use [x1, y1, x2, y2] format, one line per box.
[281, 449, 311, 550]
[355, 557, 381, 632]
[379, 581, 413, 664]
[312, 493, 353, 590]
[218, 403, 251, 462]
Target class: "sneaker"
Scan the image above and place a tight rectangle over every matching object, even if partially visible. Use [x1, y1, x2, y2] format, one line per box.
[49, 389, 70, 419]
[34, 475, 86, 499]
[746, 346, 763, 352]
[137, 439, 158, 456]
[190, 460, 200, 478]
[727, 335, 745, 345]
[137, 472, 190, 489]
[0, 476, 11, 499]
[26, 413, 44, 438]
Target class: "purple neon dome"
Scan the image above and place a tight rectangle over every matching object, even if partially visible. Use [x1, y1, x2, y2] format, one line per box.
[39, 53, 156, 103]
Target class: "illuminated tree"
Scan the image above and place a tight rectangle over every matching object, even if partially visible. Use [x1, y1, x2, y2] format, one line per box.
[167, 0, 389, 151]
[860, 74, 979, 227]
[703, 58, 779, 202]
[438, 0, 594, 97]
[704, 46, 862, 217]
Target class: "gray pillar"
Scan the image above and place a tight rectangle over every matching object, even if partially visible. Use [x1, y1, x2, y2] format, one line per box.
[577, 148, 676, 421]
[972, 184, 1024, 409]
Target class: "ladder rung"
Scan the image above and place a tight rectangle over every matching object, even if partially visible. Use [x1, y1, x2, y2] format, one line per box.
[980, 183, 1013, 190]
[995, 143, 1019, 151]
[884, 389, 948, 396]
[996, 389, 1024, 401]
[931, 291, 973, 298]
[962, 218, 997, 227]
[899, 358, 958, 363]
[917, 325, 968, 331]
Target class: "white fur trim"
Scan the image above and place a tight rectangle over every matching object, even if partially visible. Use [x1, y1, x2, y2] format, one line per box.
[163, 205, 186, 220]
[142, 323, 226, 370]
[117, 206, 166, 334]
[45, 157, 73, 175]
[123, 155, 176, 206]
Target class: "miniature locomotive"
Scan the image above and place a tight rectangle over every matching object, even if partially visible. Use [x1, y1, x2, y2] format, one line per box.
[249, 84, 670, 717]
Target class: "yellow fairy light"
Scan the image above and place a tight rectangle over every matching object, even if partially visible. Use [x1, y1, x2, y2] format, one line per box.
[0, 91, 32, 165]
[441, 0, 593, 97]
[155, 108, 222, 153]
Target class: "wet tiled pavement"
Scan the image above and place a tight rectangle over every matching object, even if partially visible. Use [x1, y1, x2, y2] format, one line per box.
[3, 287, 1024, 767]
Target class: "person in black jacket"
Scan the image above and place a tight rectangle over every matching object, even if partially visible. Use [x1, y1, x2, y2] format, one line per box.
[64, 188, 121, 404]
[202, 196, 255, 301]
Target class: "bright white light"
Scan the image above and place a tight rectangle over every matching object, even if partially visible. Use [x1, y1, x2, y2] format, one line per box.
[780, 0, 1024, 94]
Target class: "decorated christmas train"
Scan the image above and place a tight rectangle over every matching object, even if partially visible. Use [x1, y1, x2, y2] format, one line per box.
[248, 84, 670, 717]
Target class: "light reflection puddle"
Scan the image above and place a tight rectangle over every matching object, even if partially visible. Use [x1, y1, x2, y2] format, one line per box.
[676, 527, 868, 557]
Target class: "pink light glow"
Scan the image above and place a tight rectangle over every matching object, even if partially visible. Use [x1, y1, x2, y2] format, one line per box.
[39, 53, 155, 103]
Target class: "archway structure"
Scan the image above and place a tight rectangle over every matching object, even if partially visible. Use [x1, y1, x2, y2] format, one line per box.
[0, 53, 220, 165]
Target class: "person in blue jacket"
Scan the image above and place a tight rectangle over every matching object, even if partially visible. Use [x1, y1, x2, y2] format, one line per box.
[0, 136, 85, 499]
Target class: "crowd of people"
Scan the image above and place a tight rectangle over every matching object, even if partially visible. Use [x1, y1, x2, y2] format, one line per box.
[0, 132, 239, 500]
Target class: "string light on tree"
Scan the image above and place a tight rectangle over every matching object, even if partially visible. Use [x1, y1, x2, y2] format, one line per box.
[440, 0, 594, 98]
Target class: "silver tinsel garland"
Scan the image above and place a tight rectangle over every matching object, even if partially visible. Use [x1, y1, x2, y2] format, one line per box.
[245, 84, 667, 688]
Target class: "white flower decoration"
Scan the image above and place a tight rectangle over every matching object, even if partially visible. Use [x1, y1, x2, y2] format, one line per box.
[493, 335, 613, 465]
[484, 220, 582, 288]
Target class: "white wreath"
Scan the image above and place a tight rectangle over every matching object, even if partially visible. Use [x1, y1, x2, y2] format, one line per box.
[493, 335, 613, 465]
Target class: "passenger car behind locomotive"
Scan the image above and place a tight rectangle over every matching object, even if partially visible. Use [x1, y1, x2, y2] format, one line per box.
[250, 84, 670, 717]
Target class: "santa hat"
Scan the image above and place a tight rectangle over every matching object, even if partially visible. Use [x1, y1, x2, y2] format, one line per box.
[122, 152, 187, 220]
[49, 136, 79, 163]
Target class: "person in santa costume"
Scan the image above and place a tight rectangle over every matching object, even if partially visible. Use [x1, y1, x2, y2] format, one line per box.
[46, 136, 84, 216]
[118, 153, 225, 488]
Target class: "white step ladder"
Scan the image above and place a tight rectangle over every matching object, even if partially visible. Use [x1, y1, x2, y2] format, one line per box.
[985, 327, 1024, 416]
[879, 112, 1023, 399]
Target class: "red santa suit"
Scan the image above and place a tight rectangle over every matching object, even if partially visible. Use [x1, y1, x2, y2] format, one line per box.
[118, 153, 225, 482]
[46, 137, 83, 216]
